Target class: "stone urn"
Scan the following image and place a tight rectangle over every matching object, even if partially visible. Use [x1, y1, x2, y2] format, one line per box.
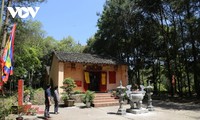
[128, 91, 145, 109]
[126, 85, 148, 114]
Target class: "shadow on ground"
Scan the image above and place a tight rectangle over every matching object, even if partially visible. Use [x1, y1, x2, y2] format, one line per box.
[107, 112, 117, 115]
[153, 100, 200, 111]
[58, 104, 89, 109]
[37, 116, 47, 120]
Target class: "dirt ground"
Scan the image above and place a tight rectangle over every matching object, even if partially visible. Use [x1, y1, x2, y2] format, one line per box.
[5, 99, 200, 120]
[36, 99, 199, 120]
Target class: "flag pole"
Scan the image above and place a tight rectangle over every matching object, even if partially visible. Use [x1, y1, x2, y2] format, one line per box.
[0, 0, 12, 84]
[0, 0, 5, 85]
[0, 0, 5, 97]
[0, 1, 5, 118]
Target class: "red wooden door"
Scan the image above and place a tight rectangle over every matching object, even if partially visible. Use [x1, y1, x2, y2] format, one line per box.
[100, 72, 107, 92]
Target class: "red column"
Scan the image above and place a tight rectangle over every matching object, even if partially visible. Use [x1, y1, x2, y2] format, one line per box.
[18, 79, 24, 106]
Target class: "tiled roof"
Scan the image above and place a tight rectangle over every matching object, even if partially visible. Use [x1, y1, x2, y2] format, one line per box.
[54, 51, 124, 65]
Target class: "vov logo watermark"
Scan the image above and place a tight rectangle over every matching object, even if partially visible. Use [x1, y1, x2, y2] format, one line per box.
[7, 7, 40, 18]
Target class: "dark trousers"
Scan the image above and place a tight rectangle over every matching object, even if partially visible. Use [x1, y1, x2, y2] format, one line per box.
[54, 100, 59, 113]
[44, 103, 50, 117]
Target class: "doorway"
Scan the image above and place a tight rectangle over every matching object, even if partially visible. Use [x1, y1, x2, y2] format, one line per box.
[88, 72, 101, 91]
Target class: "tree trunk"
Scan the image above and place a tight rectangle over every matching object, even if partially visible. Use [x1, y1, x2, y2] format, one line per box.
[186, 2, 200, 97]
[153, 61, 158, 95]
[178, 15, 191, 97]
[1, 0, 12, 55]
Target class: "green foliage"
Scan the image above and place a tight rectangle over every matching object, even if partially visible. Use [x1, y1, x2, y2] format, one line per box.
[158, 83, 167, 92]
[35, 87, 44, 92]
[13, 20, 44, 87]
[31, 88, 45, 105]
[24, 86, 35, 102]
[1, 3, 85, 88]
[56, 36, 85, 52]
[61, 93, 69, 101]
[83, 36, 96, 53]
[74, 90, 82, 94]
[0, 96, 17, 119]
[86, 0, 200, 97]
[61, 78, 77, 99]
[82, 90, 95, 104]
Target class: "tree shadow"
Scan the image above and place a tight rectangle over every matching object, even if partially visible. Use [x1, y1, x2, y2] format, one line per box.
[58, 104, 66, 108]
[153, 100, 200, 111]
[37, 116, 47, 119]
[79, 105, 95, 109]
[107, 112, 117, 115]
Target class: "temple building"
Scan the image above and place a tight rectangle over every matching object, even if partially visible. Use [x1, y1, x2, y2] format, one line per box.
[48, 51, 128, 93]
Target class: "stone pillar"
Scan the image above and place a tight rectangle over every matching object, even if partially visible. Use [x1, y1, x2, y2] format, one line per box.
[18, 79, 24, 106]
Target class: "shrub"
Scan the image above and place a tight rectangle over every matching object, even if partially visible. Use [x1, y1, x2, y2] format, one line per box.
[0, 96, 15, 119]
[82, 90, 95, 104]
[74, 90, 82, 94]
[61, 93, 69, 101]
[61, 77, 77, 100]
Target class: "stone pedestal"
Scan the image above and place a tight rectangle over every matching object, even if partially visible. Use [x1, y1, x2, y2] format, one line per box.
[147, 105, 154, 111]
[117, 108, 126, 115]
[146, 89, 154, 111]
[126, 108, 148, 114]
[117, 100, 126, 115]
[147, 94, 154, 111]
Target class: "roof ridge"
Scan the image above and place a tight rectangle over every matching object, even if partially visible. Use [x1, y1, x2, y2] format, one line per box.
[53, 51, 126, 65]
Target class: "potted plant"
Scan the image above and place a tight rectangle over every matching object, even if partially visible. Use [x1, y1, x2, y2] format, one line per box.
[61, 77, 77, 107]
[16, 113, 23, 120]
[82, 90, 95, 108]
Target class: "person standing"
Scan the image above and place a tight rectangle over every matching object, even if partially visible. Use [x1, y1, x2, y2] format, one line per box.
[44, 84, 51, 118]
[53, 86, 59, 114]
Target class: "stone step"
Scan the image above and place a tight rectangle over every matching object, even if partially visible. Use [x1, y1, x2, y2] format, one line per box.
[93, 101, 119, 107]
[95, 93, 112, 97]
[93, 98, 118, 103]
[93, 93, 119, 107]
[94, 96, 115, 100]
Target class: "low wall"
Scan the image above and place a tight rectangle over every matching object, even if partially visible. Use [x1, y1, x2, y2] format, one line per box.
[71, 94, 84, 103]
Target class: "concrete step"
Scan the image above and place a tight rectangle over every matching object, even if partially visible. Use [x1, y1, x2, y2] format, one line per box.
[93, 101, 119, 107]
[93, 98, 118, 103]
[93, 93, 119, 107]
[95, 93, 112, 97]
[94, 96, 115, 100]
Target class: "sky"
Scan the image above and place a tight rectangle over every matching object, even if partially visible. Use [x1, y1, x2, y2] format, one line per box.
[34, 0, 106, 45]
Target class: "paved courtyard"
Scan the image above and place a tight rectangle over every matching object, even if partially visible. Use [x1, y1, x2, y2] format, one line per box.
[35, 100, 200, 120]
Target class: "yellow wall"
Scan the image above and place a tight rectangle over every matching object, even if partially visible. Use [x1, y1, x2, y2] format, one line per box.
[58, 62, 64, 93]
[64, 63, 84, 91]
[63, 63, 128, 92]
[49, 55, 59, 85]
[106, 65, 128, 91]
[49, 55, 64, 93]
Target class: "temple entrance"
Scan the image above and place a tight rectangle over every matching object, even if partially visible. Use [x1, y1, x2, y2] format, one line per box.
[88, 72, 101, 91]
